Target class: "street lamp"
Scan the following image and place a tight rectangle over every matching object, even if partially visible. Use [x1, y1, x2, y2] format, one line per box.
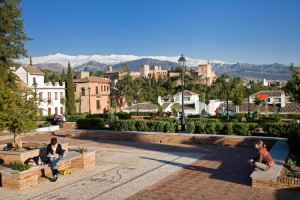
[87, 86, 91, 114]
[178, 54, 186, 131]
[32, 83, 38, 118]
[247, 84, 251, 117]
[225, 77, 230, 122]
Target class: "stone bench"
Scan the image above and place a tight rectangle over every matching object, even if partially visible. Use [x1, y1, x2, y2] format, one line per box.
[0, 150, 96, 189]
[250, 140, 289, 189]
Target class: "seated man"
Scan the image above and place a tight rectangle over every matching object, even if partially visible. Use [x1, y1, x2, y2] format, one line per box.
[46, 137, 64, 181]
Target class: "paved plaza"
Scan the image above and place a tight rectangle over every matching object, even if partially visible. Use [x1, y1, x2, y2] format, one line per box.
[0, 132, 299, 200]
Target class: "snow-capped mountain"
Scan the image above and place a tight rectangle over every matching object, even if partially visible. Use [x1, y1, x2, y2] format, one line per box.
[16, 53, 229, 68]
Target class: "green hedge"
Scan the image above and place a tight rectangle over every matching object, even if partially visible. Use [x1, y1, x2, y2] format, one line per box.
[186, 118, 220, 123]
[66, 114, 86, 122]
[109, 120, 179, 133]
[187, 121, 259, 136]
[287, 124, 300, 152]
[76, 118, 106, 129]
[263, 122, 292, 137]
[129, 112, 157, 116]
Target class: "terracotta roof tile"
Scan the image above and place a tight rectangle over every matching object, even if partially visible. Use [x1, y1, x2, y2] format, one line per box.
[74, 76, 110, 83]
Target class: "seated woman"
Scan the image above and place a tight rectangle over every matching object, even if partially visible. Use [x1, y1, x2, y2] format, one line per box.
[46, 137, 64, 181]
[248, 140, 275, 171]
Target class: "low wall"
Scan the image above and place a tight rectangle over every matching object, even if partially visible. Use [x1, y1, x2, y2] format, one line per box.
[36, 125, 59, 132]
[63, 130, 279, 148]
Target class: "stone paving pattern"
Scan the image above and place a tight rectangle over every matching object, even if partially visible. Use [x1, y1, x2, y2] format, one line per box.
[0, 132, 299, 200]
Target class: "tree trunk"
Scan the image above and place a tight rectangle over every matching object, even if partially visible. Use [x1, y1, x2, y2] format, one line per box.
[14, 133, 22, 150]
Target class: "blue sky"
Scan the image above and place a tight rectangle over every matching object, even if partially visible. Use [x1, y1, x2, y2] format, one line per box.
[22, 0, 300, 65]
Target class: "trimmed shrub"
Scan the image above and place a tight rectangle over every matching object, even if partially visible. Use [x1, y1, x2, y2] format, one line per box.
[86, 114, 109, 119]
[186, 122, 195, 134]
[130, 112, 156, 116]
[287, 124, 300, 152]
[186, 118, 220, 123]
[225, 123, 234, 135]
[66, 114, 86, 122]
[263, 122, 292, 137]
[116, 112, 132, 119]
[76, 118, 105, 129]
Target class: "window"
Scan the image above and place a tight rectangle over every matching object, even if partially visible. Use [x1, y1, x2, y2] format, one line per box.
[81, 87, 85, 96]
[55, 107, 58, 115]
[107, 85, 109, 91]
[101, 85, 103, 92]
[48, 108, 51, 116]
[55, 92, 58, 100]
[33, 77, 36, 84]
[60, 107, 64, 114]
[96, 100, 100, 110]
[96, 86, 99, 94]
[184, 97, 190, 101]
[60, 92, 63, 98]
[39, 92, 43, 100]
[48, 92, 51, 103]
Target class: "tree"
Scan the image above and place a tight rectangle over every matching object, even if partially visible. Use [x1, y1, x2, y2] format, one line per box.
[60, 68, 66, 85]
[66, 62, 76, 114]
[231, 86, 245, 114]
[0, 0, 34, 149]
[284, 64, 300, 103]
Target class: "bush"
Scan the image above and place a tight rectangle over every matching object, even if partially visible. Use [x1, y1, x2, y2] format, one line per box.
[76, 118, 106, 129]
[263, 123, 292, 137]
[186, 122, 195, 134]
[86, 114, 110, 119]
[66, 114, 86, 122]
[186, 118, 220, 123]
[287, 123, 300, 152]
[285, 154, 297, 169]
[116, 112, 132, 119]
[130, 112, 157, 116]
[225, 123, 234, 135]
[12, 160, 32, 171]
[77, 146, 88, 154]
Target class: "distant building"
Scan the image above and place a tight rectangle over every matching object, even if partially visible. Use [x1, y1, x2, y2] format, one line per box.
[218, 90, 300, 115]
[190, 60, 217, 86]
[15, 65, 66, 116]
[74, 72, 127, 114]
[140, 65, 168, 79]
[104, 66, 140, 87]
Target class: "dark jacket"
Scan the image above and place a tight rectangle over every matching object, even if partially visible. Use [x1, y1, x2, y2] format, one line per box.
[46, 143, 64, 157]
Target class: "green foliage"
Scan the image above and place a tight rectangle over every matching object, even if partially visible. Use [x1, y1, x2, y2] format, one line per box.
[66, 114, 86, 122]
[284, 65, 300, 103]
[77, 147, 88, 154]
[0, 79, 36, 134]
[225, 123, 234, 135]
[0, 0, 31, 61]
[188, 121, 198, 133]
[231, 86, 245, 107]
[263, 123, 292, 137]
[76, 118, 106, 129]
[66, 62, 76, 114]
[186, 118, 220, 123]
[286, 154, 297, 169]
[116, 112, 132, 119]
[287, 124, 300, 152]
[130, 112, 157, 116]
[109, 120, 179, 133]
[60, 68, 66, 85]
[12, 160, 32, 171]
[86, 114, 110, 119]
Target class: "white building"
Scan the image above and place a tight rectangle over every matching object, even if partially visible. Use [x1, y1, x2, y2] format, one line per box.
[15, 65, 66, 116]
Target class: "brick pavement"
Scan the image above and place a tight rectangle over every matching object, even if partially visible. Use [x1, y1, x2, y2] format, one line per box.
[127, 147, 300, 200]
[1, 132, 300, 199]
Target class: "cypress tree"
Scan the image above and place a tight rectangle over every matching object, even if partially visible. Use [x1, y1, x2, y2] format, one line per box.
[66, 61, 76, 114]
[30, 57, 33, 66]
[60, 68, 66, 85]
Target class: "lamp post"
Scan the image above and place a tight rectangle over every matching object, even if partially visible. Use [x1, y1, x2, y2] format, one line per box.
[178, 54, 186, 131]
[225, 77, 230, 122]
[247, 84, 251, 117]
[87, 86, 91, 114]
[32, 83, 38, 119]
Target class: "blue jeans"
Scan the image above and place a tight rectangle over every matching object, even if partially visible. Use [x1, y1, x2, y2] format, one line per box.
[49, 157, 61, 175]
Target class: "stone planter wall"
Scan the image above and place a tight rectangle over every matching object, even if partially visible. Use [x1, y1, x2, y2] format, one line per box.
[252, 176, 300, 189]
[0, 149, 40, 165]
[1, 167, 39, 189]
[71, 151, 96, 169]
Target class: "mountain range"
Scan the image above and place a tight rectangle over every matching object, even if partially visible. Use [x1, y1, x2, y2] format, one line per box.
[16, 53, 291, 81]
